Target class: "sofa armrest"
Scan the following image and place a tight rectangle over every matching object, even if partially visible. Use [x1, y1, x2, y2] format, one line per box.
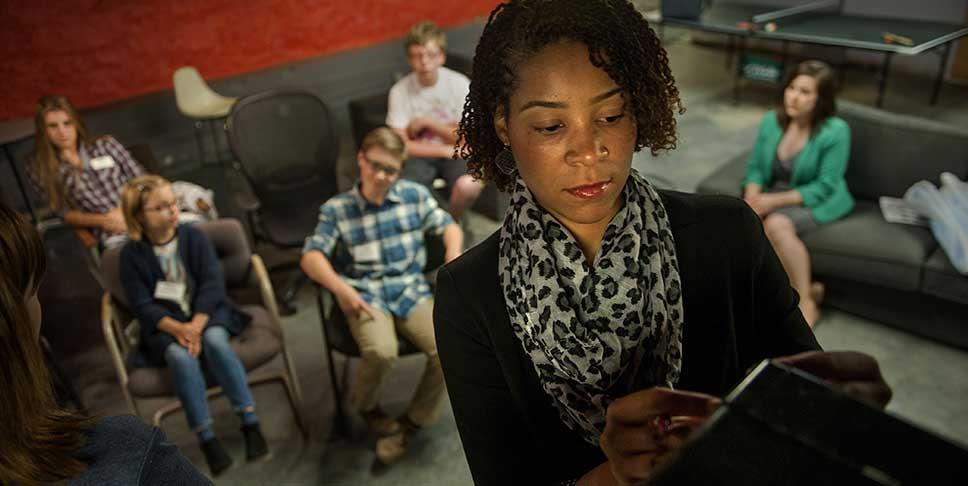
[696, 150, 750, 197]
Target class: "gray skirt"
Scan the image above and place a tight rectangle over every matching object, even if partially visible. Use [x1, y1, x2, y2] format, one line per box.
[771, 206, 818, 235]
[767, 184, 818, 235]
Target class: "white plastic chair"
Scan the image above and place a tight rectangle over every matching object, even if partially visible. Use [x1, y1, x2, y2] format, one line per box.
[173, 66, 238, 164]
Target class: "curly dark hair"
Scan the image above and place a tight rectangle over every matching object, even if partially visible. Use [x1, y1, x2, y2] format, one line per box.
[457, 0, 683, 192]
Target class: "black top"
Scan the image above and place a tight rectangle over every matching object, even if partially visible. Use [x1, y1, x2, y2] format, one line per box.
[434, 191, 821, 485]
[72, 415, 210, 485]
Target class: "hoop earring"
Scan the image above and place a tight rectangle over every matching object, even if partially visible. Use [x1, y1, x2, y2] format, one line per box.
[495, 145, 517, 176]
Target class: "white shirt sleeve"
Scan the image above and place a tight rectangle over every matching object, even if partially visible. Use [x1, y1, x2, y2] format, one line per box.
[386, 81, 411, 130]
[449, 72, 471, 122]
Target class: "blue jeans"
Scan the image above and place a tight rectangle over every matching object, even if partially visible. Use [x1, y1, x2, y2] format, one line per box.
[164, 326, 254, 431]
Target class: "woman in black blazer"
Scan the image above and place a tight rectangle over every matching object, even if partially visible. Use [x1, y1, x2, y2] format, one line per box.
[434, 1, 892, 485]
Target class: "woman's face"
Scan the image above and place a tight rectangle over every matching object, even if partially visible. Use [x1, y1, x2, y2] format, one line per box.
[784, 74, 819, 122]
[495, 40, 636, 231]
[43, 110, 78, 151]
[139, 184, 180, 236]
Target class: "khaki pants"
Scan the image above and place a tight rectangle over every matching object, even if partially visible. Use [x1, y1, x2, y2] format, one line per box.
[345, 297, 444, 426]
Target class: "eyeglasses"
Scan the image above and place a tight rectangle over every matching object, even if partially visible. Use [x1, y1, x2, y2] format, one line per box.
[365, 157, 401, 177]
[407, 49, 443, 62]
[143, 200, 178, 214]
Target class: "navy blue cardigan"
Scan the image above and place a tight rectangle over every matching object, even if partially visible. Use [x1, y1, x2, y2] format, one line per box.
[119, 224, 250, 366]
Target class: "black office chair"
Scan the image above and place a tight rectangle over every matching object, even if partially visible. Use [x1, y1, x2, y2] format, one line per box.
[315, 231, 446, 438]
[226, 88, 340, 312]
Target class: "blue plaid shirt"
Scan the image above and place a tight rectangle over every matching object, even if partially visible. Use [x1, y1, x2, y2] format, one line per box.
[302, 179, 454, 317]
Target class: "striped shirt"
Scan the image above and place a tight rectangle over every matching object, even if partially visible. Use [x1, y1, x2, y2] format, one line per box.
[302, 179, 454, 318]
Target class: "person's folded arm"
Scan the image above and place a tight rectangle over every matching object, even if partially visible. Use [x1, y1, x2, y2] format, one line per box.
[63, 210, 114, 230]
[392, 127, 455, 159]
[427, 120, 460, 145]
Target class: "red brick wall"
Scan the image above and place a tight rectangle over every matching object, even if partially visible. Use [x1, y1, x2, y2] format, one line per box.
[0, 0, 499, 121]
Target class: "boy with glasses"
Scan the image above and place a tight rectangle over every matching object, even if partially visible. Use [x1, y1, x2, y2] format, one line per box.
[386, 21, 482, 222]
[301, 127, 462, 464]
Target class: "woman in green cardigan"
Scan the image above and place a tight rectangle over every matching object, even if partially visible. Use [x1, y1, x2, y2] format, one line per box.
[743, 60, 853, 327]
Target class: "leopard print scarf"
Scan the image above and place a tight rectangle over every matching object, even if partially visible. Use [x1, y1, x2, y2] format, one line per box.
[499, 169, 684, 445]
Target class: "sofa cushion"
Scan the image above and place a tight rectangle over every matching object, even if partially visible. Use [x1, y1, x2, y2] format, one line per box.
[802, 202, 936, 291]
[839, 101, 968, 201]
[695, 150, 748, 197]
[922, 248, 968, 305]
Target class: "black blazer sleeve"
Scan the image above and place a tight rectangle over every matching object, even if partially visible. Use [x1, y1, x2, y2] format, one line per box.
[743, 203, 821, 357]
[434, 265, 547, 486]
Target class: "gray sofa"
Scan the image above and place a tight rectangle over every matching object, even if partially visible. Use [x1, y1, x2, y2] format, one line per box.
[697, 101, 968, 349]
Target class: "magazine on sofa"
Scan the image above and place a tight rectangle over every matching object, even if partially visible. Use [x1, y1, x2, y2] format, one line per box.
[879, 196, 929, 226]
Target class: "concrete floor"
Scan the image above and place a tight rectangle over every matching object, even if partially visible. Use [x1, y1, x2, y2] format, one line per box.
[67, 16, 968, 485]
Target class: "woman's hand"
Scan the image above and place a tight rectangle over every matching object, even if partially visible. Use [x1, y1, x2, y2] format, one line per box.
[595, 387, 721, 485]
[776, 350, 892, 408]
[745, 193, 778, 218]
[174, 324, 201, 358]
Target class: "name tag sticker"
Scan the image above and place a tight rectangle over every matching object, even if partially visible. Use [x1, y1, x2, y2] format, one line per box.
[154, 281, 187, 302]
[353, 241, 381, 263]
[90, 155, 116, 170]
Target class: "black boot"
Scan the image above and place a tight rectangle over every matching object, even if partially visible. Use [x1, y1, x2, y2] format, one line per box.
[241, 423, 269, 461]
[200, 437, 233, 476]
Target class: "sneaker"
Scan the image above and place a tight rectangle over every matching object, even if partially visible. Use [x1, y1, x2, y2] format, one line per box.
[375, 418, 419, 465]
[241, 423, 270, 461]
[200, 437, 233, 476]
[361, 407, 401, 437]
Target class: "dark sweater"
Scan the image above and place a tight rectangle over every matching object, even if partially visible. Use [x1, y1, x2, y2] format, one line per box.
[120, 224, 250, 366]
[434, 191, 821, 485]
[71, 415, 210, 485]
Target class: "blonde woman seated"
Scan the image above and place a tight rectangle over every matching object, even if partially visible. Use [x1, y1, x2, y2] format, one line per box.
[118, 175, 264, 476]
[743, 60, 853, 327]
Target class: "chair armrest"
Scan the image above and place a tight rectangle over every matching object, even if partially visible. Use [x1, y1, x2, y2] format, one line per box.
[101, 292, 130, 387]
[250, 254, 282, 328]
[250, 253, 305, 404]
[72, 225, 98, 249]
[235, 191, 262, 213]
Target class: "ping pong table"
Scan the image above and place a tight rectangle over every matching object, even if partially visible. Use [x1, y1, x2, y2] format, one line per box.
[662, 0, 968, 107]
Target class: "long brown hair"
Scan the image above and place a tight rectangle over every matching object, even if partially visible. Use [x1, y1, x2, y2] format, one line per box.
[777, 60, 838, 135]
[27, 96, 94, 213]
[0, 203, 94, 485]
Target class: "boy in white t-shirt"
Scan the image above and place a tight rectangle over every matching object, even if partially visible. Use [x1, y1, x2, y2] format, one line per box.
[386, 21, 483, 222]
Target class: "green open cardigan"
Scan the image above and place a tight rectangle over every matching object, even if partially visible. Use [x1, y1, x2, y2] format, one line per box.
[743, 110, 854, 223]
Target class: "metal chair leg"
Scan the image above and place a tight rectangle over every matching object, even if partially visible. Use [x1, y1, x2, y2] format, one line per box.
[282, 272, 308, 305]
[317, 289, 348, 439]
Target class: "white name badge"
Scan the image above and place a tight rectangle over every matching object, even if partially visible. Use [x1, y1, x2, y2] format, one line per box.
[353, 241, 381, 263]
[154, 281, 187, 302]
[90, 155, 116, 170]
